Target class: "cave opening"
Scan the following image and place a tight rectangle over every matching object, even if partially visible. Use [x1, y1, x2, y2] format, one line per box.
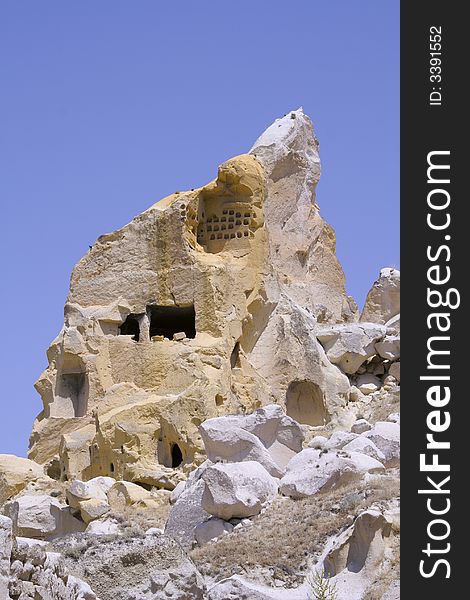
[59, 372, 88, 417]
[230, 341, 241, 368]
[119, 314, 141, 341]
[147, 304, 196, 340]
[171, 443, 183, 468]
[286, 380, 329, 426]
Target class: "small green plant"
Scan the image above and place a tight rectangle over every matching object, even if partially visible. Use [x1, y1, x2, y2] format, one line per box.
[307, 568, 338, 600]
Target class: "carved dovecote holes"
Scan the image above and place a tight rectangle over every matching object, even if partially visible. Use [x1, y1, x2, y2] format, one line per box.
[196, 204, 256, 253]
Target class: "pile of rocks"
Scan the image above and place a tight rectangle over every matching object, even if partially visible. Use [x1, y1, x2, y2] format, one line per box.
[1, 516, 97, 600]
[165, 406, 400, 552]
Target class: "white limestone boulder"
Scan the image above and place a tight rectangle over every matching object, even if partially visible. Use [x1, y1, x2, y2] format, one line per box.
[308, 435, 328, 449]
[279, 449, 384, 499]
[363, 422, 400, 467]
[375, 335, 400, 361]
[342, 437, 386, 464]
[200, 404, 304, 478]
[66, 476, 115, 509]
[165, 462, 212, 550]
[361, 268, 400, 324]
[350, 419, 372, 434]
[107, 481, 169, 509]
[194, 517, 233, 546]
[356, 374, 381, 395]
[316, 323, 386, 374]
[79, 498, 110, 524]
[170, 480, 186, 505]
[3, 494, 86, 539]
[200, 424, 283, 479]
[324, 431, 359, 450]
[201, 461, 278, 520]
[85, 518, 120, 536]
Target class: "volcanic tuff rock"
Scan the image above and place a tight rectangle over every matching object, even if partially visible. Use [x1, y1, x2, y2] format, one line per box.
[0, 109, 400, 599]
[360, 268, 400, 324]
[28, 109, 356, 484]
[0, 455, 50, 506]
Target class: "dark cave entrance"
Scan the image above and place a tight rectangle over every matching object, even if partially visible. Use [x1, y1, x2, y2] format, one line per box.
[230, 341, 241, 368]
[147, 304, 196, 340]
[171, 443, 183, 468]
[119, 314, 141, 341]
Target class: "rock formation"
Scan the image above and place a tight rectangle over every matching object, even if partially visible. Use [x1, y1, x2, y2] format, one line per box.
[1, 109, 399, 599]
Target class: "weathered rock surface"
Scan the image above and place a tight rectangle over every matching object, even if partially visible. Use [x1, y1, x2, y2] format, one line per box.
[249, 109, 358, 324]
[316, 323, 386, 374]
[201, 461, 278, 520]
[78, 498, 110, 524]
[107, 480, 169, 509]
[356, 373, 382, 395]
[350, 419, 372, 434]
[165, 463, 212, 550]
[199, 404, 303, 477]
[375, 335, 400, 361]
[4, 495, 86, 540]
[361, 268, 400, 324]
[342, 437, 386, 464]
[4, 529, 98, 600]
[54, 533, 205, 600]
[0, 110, 400, 598]
[363, 422, 400, 467]
[85, 517, 119, 536]
[324, 431, 359, 450]
[319, 508, 395, 600]
[194, 517, 233, 546]
[280, 449, 384, 499]
[0, 455, 48, 506]
[66, 476, 114, 510]
[28, 109, 355, 486]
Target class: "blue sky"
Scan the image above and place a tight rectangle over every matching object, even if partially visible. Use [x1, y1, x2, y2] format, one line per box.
[0, 1, 399, 456]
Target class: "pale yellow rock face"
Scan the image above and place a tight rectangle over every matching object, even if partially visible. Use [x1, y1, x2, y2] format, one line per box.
[0, 455, 48, 506]
[29, 110, 354, 487]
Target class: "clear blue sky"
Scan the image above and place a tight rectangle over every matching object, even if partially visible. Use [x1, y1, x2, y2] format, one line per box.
[0, 1, 399, 456]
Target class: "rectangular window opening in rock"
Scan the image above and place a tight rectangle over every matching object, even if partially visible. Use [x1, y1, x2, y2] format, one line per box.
[119, 314, 142, 341]
[58, 372, 88, 417]
[147, 304, 196, 340]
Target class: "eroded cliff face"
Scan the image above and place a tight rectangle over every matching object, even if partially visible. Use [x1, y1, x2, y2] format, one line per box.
[1, 109, 400, 600]
[28, 109, 355, 486]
